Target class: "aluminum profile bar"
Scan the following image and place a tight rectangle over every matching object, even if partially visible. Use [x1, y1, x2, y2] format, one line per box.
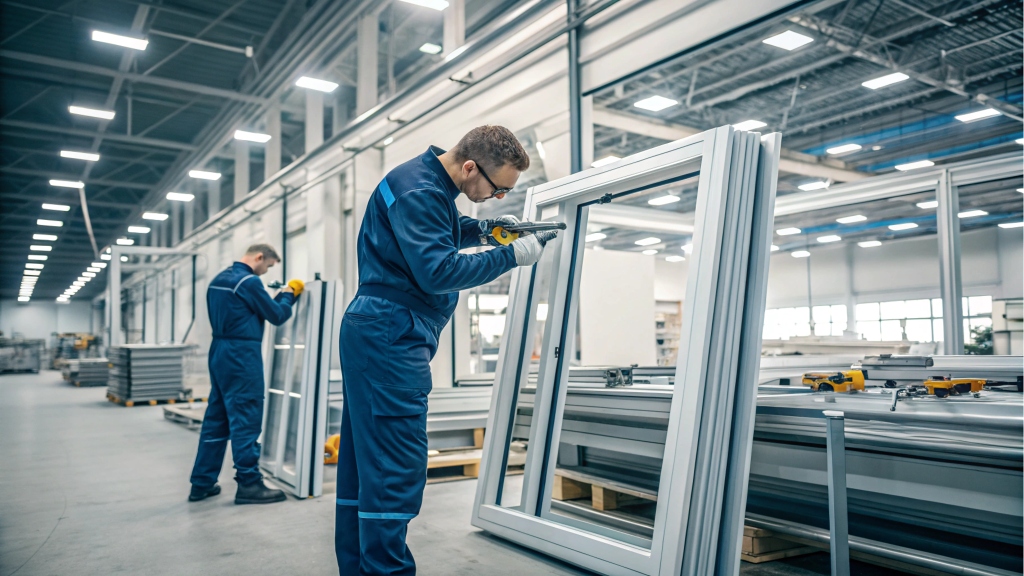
[936, 169, 965, 354]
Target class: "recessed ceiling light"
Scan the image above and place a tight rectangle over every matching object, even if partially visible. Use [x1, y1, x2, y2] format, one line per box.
[92, 30, 148, 50]
[60, 150, 100, 161]
[49, 179, 84, 189]
[633, 95, 679, 112]
[817, 235, 841, 243]
[27, 255, 47, 261]
[189, 170, 221, 180]
[399, 0, 449, 9]
[861, 72, 909, 90]
[30, 245, 52, 251]
[166, 192, 194, 202]
[92, 262, 107, 268]
[634, 237, 661, 246]
[24, 270, 41, 276]
[33, 234, 57, 241]
[120, 256, 128, 262]
[69, 105, 115, 120]
[100, 254, 111, 260]
[18, 297, 30, 302]
[1016, 139, 1024, 145]
[889, 222, 918, 231]
[776, 227, 801, 236]
[87, 267, 101, 272]
[681, 244, 693, 253]
[916, 200, 938, 209]
[770, 245, 779, 252]
[792, 250, 811, 258]
[294, 76, 339, 93]
[642, 249, 658, 255]
[419, 43, 442, 54]
[128, 226, 151, 233]
[895, 160, 935, 171]
[233, 130, 272, 143]
[592, 155, 620, 168]
[382, 137, 394, 146]
[25, 263, 44, 270]
[665, 255, 686, 262]
[74, 281, 86, 287]
[733, 120, 767, 131]
[998, 222, 1024, 229]
[798, 181, 829, 191]
[958, 209, 988, 218]
[585, 232, 606, 242]
[762, 30, 814, 51]
[836, 214, 866, 224]
[116, 238, 134, 245]
[826, 143, 862, 155]
[37, 219, 63, 227]
[648, 194, 680, 206]
[1017, 188, 1024, 193]
[955, 108, 1000, 123]
[83, 271, 97, 277]
[42, 203, 70, 211]
[143, 212, 169, 221]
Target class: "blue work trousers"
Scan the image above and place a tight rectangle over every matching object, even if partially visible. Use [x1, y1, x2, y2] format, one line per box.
[335, 296, 443, 575]
[190, 338, 266, 487]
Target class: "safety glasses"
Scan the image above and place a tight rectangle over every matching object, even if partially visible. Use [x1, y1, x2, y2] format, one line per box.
[474, 161, 513, 198]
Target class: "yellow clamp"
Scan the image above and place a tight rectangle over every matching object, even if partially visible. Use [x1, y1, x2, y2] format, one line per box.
[491, 226, 519, 246]
[287, 278, 305, 296]
[324, 433, 340, 464]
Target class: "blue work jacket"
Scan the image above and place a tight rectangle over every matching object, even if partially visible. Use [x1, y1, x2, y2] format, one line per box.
[207, 262, 295, 341]
[354, 146, 517, 325]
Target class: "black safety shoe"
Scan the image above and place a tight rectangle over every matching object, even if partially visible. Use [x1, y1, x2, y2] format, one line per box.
[189, 483, 222, 502]
[235, 479, 287, 505]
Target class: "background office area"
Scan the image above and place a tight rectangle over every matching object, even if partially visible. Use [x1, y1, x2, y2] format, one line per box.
[0, 0, 1021, 575]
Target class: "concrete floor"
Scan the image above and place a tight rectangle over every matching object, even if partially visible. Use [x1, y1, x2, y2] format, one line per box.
[0, 371, 900, 576]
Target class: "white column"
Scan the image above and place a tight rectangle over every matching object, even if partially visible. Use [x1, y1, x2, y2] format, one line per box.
[443, 0, 465, 56]
[356, 13, 379, 116]
[305, 90, 324, 153]
[207, 180, 220, 217]
[265, 104, 282, 179]
[171, 202, 181, 245]
[183, 189, 195, 236]
[581, 95, 594, 169]
[235, 140, 250, 204]
[306, 171, 342, 281]
[936, 170, 964, 354]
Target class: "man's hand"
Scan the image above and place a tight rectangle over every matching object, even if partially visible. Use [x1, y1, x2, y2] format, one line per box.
[479, 215, 521, 247]
[511, 230, 559, 266]
[281, 286, 294, 294]
[287, 278, 305, 296]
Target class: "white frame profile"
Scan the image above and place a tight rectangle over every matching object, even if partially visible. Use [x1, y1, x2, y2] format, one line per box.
[471, 126, 781, 575]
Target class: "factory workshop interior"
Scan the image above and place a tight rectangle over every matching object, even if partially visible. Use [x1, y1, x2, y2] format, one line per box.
[0, 0, 1022, 574]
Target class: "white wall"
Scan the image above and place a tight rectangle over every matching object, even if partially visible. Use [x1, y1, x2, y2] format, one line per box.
[0, 300, 93, 341]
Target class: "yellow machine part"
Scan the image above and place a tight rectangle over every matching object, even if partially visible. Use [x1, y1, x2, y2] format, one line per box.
[802, 370, 865, 393]
[324, 433, 340, 464]
[923, 378, 986, 397]
[491, 226, 519, 246]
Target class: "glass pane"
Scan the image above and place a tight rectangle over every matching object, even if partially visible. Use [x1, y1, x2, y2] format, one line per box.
[857, 321, 881, 341]
[905, 299, 931, 319]
[933, 319, 944, 343]
[544, 176, 699, 549]
[932, 298, 943, 317]
[283, 296, 309, 476]
[906, 319, 933, 343]
[880, 319, 904, 341]
[856, 303, 879, 321]
[969, 296, 993, 316]
[880, 300, 906, 320]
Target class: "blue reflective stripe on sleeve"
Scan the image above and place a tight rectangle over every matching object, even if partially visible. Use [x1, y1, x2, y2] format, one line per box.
[379, 178, 395, 207]
[358, 512, 416, 520]
[336, 498, 359, 506]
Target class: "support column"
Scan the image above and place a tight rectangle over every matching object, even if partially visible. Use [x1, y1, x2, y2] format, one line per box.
[567, 0, 582, 174]
[581, 94, 594, 169]
[207, 180, 220, 218]
[937, 169, 964, 354]
[171, 202, 181, 246]
[305, 90, 325, 153]
[844, 243, 857, 336]
[235, 140, 250, 204]
[265, 104, 282, 179]
[443, 0, 465, 55]
[356, 13, 379, 116]
[306, 171, 342, 281]
[183, 187, 195, 236]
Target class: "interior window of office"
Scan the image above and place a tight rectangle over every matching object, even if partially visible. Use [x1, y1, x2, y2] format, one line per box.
[956, 176, 1023, 355]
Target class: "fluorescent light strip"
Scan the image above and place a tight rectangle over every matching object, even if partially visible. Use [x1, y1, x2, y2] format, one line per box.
[762, 30, 813, 50]
[27, 255, 47, 261]
[142, 212, 169, 221]
[584, 233, 606, 243]
[791, 250, 811, 258]
[634, 237, 661, 246]
[37, 219, 63, 227]
[816, 235, 841, 243]
[647, 195, 680, 206]
[798, 181, 829, 191]
[399, 0, 450, 10]
[25, 263, 44, 270]
[895, 160, 935, 171]
[776, 227, 801, 236]
[188, 170, 221, 180]
[87, 267, 101, 273]
[916, 200, 938, 209]
[419, 43, 442, 54]
[955, 108, 1000, 123]
[92, 30, 148, 50]
[49, 179, 84, 189]
[998, 222, 1024, 229]
[642, 249, 658, 255]
[60, 150, 100, 161]
[233, 130, 272, 143]
[91, 262, 107, 268]
[861, 72, 909, 90]
[128, 226, 151, 233]
[665, 255, 686, 262]
[836, 214, 866, 224]
[889, 222, 918, 231]
[634, 95, 679, 112]
[591, 155, 620, 168]
[294, 76, 339, 93]
[958, 209, 988, 218]
[116, 238, 134, 246]
[69, 105, 115, 120]
[166, 192, 194, 202]
[826, 143, 861, 155]
[30, 245, 53, 251]
[732, 120, 767, 131]
[42, 203, 71, 211]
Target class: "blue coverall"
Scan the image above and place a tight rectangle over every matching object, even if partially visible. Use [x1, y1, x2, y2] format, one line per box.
[336, 146, 517, 574]
[190, 262, 295, 488]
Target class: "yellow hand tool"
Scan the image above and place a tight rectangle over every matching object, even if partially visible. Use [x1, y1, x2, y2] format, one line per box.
[923, 377, 985, 398]
[324, 433, 340, 464]
[287, 278, 305, 296]
[802, 370, 865, 393]
[490, 221, 567, 246]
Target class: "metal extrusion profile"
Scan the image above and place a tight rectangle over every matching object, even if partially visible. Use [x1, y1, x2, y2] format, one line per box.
[471, 126, 782, 576]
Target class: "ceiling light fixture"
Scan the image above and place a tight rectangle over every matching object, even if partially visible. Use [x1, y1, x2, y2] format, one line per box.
[121, 256, 129, 262]
[42, 203, 71, 211]
[591, 155, 620, 168]
[642, 249, 658, 255]
[958, 209, 988, 218]
[166, 192, 194, 202]
[37, 219, 63, 227]
[128, 226, 151, 233]
[998, 222, 1024, 229]
[895, 160, 935, 171]
[18, 297, 30, 302]
[817, 235, 841, 243]
[836, 214, 867, 224]
[30, 245, 52, 251]
[92, 30, 148, 50]
[33, 234, 57, 241]
[25, 263, 44, 270]
[419, 43, 442, 54]
[83, 272, 97, 278]
[762, 30, 813, 50]
[633, 95, 679, 112]
[69, 105, 115, 120]
[294, 76, 339, 93]
[92, 262, 107, 268]
[87, 267, 101, 273]
[382, 137, 394, 146]
[648, 194, 680, 206]
[634, 237, 661, 246]
[142, 212, 169, 221]
[776, 227, 801, 236]
[826, 143, 862, 155]
[233, 130, 272, 143]
[798, 181, 829, 191]
[27, 255, 47, 261]
[792, 250, 811, 258]
[60, 150, 100, 161]
[188, 169, 221, 180]
[585, 232, 606, 243]
[399, 0, 449, 9]
[24, 270, 40, 276]
[916, 200, 938, 209]
[770, 245, 779, 252]
[732, 120, 767, 131]
[861, 72, 909, 90]
[116, 238, 134, 246]
[889, 222, 918, 231]
[100, 254, 111, 260]
[955, 108, 1000, 123]
[665, 255, 686, 262]
[49, 179, 84, 189]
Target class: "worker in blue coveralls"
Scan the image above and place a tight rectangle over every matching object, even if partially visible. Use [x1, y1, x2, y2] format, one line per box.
[189, 244, 306, 505]
[336, 126, 559, 574]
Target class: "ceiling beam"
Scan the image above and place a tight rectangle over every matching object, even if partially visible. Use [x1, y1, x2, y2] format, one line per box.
[0, 192, 135, 210]
[0, 166, 154, 190]
[0, 50, 268, 104]
[0, 119, 197, 151]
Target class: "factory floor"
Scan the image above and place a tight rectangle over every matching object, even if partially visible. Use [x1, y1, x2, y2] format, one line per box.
[1, 371, 900, 576]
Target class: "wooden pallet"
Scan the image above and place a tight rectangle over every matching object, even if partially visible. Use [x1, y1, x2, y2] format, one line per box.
[426, 448, 482, 484]
[106, 393, 207, 407]
[163, 404, 207, 429]
[740, 526, 817, 563]
[71, 380, 106, 387]
[552, 468, 658, 511]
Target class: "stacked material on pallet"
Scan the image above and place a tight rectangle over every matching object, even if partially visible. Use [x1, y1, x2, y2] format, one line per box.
[107, 345, 187, 401]
[75, 358, 109, 387]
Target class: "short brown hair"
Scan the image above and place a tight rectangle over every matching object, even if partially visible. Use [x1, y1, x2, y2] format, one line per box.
[451, 126, 530, 172]
[245, 243, 280, 261]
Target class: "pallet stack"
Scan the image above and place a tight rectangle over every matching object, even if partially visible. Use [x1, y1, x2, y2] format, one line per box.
[107, 345, 187, 404]
[74, 358, 110, 387]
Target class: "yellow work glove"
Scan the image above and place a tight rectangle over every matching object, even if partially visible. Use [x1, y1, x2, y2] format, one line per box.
[287, 278, 305, 296]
